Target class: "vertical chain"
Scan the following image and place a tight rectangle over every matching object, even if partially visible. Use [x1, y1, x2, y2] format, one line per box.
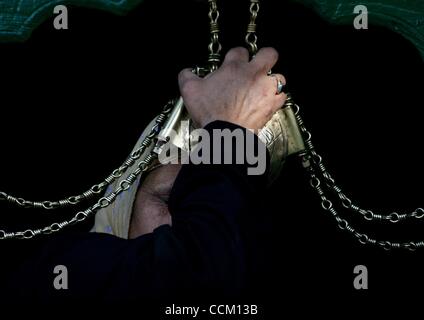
[207, 0, 222, 71]
[245, 0, 260, 56]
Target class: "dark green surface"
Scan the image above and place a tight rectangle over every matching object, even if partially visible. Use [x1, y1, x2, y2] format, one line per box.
[0, 0, 143, 41]
[0, 0, 423, 60]
[292, 0, 424, 60]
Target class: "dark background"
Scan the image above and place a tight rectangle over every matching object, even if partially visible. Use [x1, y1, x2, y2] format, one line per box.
[0, 0, 423, 315]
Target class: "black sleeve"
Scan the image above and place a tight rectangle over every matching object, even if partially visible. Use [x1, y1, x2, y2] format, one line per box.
[10, 121, 269, 302]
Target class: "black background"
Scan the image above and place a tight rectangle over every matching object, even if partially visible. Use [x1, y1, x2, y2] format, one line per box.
[0, 0, 424, 315]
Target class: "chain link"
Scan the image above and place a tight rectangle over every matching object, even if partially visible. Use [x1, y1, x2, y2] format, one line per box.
[3, 0, 423, 250]
[0, 153, 159, 240]
[210, 0, 424, 251]
[207, 0, 222, 70]
[287, 96, 424, 250]
[314, 157, 424, 223]
[0, 100, 174, 212]
[245, 0, 260, 56]
[207, 0, 260, 67]
[292, 102, 424, 223]
[0, 101, 174, 239]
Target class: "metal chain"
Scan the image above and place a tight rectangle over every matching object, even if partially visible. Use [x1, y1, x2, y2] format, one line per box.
[0, 152, 159, 240]
[207, 0, 260, 67]
[245, 0, 260, 56]
[0, 100, 174, 211]
[207, 0, 222, 70]
[287, 96, 424, 250]
[241, 0, 424, 250]
[292, 101, 424, 223]
[304, 149, 424, 223]
[3, 0, 422, 249]
[0, 101, 174, 240]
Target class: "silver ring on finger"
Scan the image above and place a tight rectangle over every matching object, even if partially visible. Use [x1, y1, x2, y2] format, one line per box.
[269, 74, 286, 95]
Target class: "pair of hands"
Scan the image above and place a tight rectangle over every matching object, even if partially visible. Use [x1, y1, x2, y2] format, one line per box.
[129, 47, 286, 238]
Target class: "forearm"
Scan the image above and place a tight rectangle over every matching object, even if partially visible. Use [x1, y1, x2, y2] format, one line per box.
[11, 121, 268, 301]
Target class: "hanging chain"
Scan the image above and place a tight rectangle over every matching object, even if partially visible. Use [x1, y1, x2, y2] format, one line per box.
[2, 0, 423, 248]
[0, 100, 174, 211]
[207, 0, 222, 71]
[288, 97, 424, 250]
[242, 0, 424, 250]
[245, 0, 260, 56]
[306, 149, 424, 223]
[0, 153, 158, 240]
[0, 101, 174, 239]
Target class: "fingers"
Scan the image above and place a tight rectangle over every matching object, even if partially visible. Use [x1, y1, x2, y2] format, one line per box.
[178, 68, 200, 85]
[222, 47, 250, 66]
[250, 47, 279, 74]
[178, 68, 201, 95]
[266, 73, 287, 112]
[274, 90, 287, 110]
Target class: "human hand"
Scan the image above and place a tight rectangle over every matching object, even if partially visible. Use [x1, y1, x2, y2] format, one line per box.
[178, 47, 287, 130]
[129, 164, 181, 239]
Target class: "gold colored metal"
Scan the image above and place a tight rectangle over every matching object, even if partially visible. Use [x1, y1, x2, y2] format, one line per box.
[281, 95, 306, 156]
[207, 0, 222, 70]
[4, 0, 424, 250]
[154, 96, 186, 155]
[245, 0, 260, 56]
[149, 94, 305, 185]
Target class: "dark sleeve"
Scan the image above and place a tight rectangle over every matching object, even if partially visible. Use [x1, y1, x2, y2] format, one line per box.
[11, 121, 269, 302]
